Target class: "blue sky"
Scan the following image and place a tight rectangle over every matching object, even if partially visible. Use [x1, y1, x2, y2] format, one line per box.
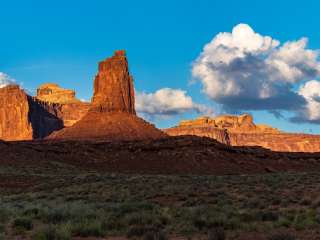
[2, 0, 320, 132]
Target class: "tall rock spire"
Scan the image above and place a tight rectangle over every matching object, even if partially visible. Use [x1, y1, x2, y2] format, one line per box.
[48, 50, 166, 141]
[91, 50, 135, 114]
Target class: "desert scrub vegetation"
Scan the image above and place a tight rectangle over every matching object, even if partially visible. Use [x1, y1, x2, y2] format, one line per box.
[0, 172, 320, 239]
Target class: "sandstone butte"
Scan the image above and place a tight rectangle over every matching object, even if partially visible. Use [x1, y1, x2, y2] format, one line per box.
[0, 85, 64, 140]
[0, 82, 91, 141]
[164, 114, 320, 152]
[48, 50, 166, 141]
[35, 83, 90, 127]
[0, 50, 165, 141]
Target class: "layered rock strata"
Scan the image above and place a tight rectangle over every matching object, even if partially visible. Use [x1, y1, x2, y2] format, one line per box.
[36, 83, 90, 127]
[165, 114, 320, 152]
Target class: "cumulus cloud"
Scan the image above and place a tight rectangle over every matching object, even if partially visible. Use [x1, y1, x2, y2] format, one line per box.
[192, 23, 320, 113]
[0, 72, 15, 88]
[293, 80, 320, 123]
[136, 88, 212, 118]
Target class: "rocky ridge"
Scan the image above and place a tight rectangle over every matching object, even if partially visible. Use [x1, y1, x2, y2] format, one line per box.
[165, 115, 320, 152]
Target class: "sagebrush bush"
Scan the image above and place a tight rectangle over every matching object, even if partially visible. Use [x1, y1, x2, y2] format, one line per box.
[143, 230, 167, 240]
[208, 227, 225, 240]
[32, 224, 71, 240]
[12, 217, 33, 231]
[268, 232, 297, 240]
[71, 219, 105, 237]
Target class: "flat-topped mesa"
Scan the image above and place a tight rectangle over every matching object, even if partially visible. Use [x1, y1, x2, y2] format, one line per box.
[165, 114, 320, 152]
[36, 83, 80, 104]
[177, 114, 279, 133]
[91, 50, 135, 114]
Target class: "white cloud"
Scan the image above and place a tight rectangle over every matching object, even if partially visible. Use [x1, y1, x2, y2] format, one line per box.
[192, 23, 320, 112]
[0, 72, 15, 88]
[297, 80, 320, 122]
[136, 88, 212, 118]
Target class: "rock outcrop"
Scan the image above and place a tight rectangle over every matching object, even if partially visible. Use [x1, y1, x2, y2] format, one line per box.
[91, 50, 135, 113]
[164, 114, 320, 152]
[0, 85, 33, 140]
[165, 125, 230, 145]
[0, 83, 91, 141]
[0, 85, 64, 140]
[49, 50, 166, 141]
[36, 83, 90, 127]
[36, 83, 79, 104]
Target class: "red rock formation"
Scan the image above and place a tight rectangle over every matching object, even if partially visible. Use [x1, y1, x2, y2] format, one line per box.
[228, 132, 320, 152]
[165, 126, 230, 145]
[0, 85, 33, 140]
[49, 50, 166, 141]
[37, 83, 79, 104]
[91, 50, 135, 114]
[35, 83, 90, 127]
[164, 114, 320, 152]
[0, 85, 64, 140]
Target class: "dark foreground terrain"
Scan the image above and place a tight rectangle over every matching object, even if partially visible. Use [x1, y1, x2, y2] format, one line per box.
[1, 136, 320, 239]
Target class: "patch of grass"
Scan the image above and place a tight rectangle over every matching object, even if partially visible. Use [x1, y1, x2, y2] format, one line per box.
[12, 217, 33, 231]
[32, 224, 71, 240]
[71, 219, 106, 237]
[143, 230, 167, 240]
[268, 232, 297, 240]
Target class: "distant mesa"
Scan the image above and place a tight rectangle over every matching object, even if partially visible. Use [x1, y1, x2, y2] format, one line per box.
[164, 114, 320, 152]
[36, 83, 80, 104]
[177, 114, 280, 133]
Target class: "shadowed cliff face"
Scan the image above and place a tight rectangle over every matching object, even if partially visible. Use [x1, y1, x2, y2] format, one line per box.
[164, 115, 320, 152]
[35, 83, 90, 127]
[0, 84, 89, 141]
[27, 97, 64, 139]
[0, 85, 64, 140]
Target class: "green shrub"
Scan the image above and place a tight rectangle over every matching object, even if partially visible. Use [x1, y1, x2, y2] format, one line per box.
[0, 209, 10, 223]
[71, 219, 105, 237]
[43, 209, 69, 224]
[103, 215, 125, 232]
[127, 226, 157, 238]
[208, 227, 225, 240]
[23, 208, 41, 218]
[268, 232, 296, 240]
[143, 230, 167, 240]
[32, 224, 71, 240]
[13, 217, 33, 231]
